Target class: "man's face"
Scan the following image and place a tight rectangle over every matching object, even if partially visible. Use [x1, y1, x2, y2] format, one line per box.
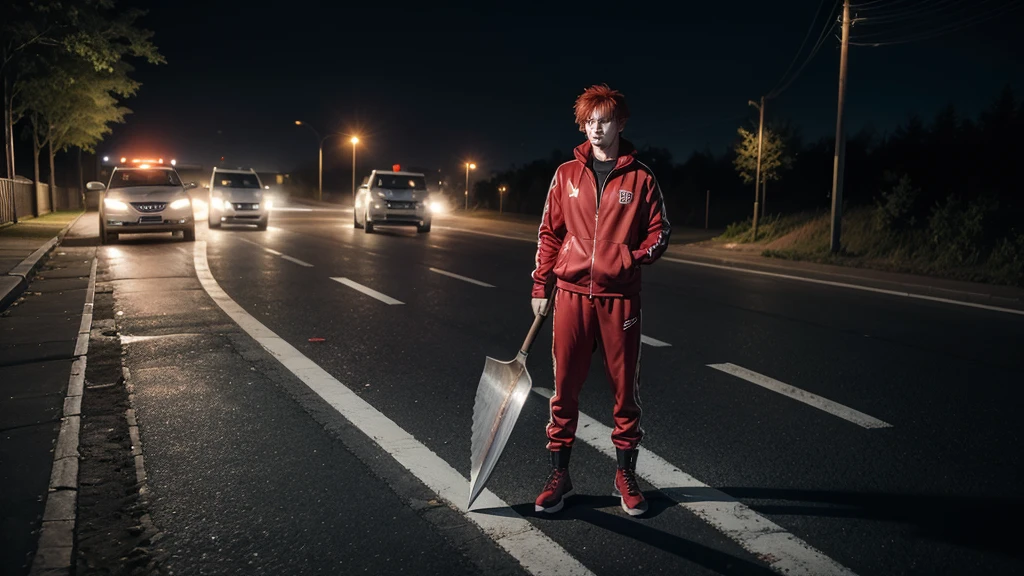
[585, 108, 624, 149]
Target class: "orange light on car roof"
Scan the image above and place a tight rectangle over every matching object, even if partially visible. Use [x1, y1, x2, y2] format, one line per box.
[130, 158, 164, 164]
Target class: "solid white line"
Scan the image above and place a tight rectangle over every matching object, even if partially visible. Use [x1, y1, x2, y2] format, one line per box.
[429, 267, 495, 287]
[663, 257, 1024, 317]
[270, 207, 313, 212]
[640, 334, 671, 347]
[708, 363, 892, 429]
[264, 248, 282, 255]
[280, 255, 313, 267]
[532, 386, 858, 576]
[432, 225, 534, 243]
[330, 277, 404, 305]
[193, 241, 593, 576]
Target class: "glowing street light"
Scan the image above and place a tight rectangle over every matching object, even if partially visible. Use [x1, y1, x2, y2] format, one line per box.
[350, 136, 359, 200]
[465, 162, 476, 210]
[498, 185, 507, 214]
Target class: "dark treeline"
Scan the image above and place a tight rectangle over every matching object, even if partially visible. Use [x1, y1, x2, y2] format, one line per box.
[472, 86, 1024, 246]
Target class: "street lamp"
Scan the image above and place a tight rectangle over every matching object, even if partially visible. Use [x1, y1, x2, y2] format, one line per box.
[465, 162, 476, 210]
[295, 120, 323, 202]
[498, 185, 507, 214]
[350, 136, 359, 200]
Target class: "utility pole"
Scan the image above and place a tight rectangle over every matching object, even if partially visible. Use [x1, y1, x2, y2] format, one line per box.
[830, 0, 851, 254]
[749, 97, 765, 240]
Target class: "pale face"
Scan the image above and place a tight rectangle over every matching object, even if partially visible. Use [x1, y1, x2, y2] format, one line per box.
[584, 108, 624, 150]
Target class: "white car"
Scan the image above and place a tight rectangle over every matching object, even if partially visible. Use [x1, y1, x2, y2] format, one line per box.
[87, 165, 196, 244]
[354, 170, 431, 233]
[207, 167, 269, 230]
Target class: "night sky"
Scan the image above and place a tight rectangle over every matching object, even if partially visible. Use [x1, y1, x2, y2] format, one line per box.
[102, 1, 1024, 178]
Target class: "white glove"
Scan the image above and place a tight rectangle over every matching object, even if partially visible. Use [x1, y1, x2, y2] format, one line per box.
[532, 297, 550, 317]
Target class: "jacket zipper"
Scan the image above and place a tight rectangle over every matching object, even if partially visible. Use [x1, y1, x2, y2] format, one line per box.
[585, 165, 617, 298]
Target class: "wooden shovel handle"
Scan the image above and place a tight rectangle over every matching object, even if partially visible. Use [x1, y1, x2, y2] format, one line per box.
[520, 290, 555, 356]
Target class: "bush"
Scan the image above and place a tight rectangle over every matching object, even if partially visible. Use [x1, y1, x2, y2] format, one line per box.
[873, 173, 919, 233]
[927, 195, 997, 267]
[987, 231, 1024, 286]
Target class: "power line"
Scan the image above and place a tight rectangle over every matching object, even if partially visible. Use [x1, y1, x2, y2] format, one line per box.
[852, 0, 996, 27]
[766, 0, 833, 97]
[768, 4, 842, 98]
[850, 0, 1022, 45]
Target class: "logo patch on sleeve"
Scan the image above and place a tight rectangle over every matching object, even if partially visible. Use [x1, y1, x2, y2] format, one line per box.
[619, 190, 633, 204]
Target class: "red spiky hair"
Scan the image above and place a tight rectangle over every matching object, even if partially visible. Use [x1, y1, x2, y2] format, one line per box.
[574, 84, 630, 132]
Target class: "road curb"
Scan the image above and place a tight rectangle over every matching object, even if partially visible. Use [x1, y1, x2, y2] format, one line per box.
[29, 256, 95, 576]
[0, 212, 85, 312]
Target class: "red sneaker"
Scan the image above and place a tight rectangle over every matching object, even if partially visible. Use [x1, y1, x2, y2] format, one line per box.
[535, 468, 574, 513]
[613, 467, 648, 516]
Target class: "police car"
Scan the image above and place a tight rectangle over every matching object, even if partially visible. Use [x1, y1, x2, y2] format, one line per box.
[86, 158, 197, 244]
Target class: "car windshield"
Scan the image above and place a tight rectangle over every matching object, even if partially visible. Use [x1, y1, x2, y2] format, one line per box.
[110, 169, 182, 188]
[375, 175, 426, 190]
[215, 173, 261, 188]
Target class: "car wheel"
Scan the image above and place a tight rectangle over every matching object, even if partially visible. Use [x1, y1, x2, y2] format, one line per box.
[184, 226, 196, 241]
[354, 211, 363, 229]
[208, 212, 221, 228]
[256, 219, 268, 231]
[364, 210, 374, 233]
[417, 221, 431, 233]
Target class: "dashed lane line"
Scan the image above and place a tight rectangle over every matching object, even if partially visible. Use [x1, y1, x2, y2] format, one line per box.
[330, 277, 404, 305]
[429, 267, 495, 287]
[708, 363, 892, 429]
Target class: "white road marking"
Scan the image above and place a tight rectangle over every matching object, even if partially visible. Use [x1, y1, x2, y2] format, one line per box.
[708, 363, 892, 429]
[281, 255, 313, 267]
[330, 277, 404, 305]
[640, 334, 671, 347]
[429, 267, 495, 287]
[193, 241, 594, 576]
[269, 207, 313, 212]
[432, 225, 534, 243]
[532, 386, 858, 576]
[663, 257, 1024, 317]
[232, 237, 311, 267]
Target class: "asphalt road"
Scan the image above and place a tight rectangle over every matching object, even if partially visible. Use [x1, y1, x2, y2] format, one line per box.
[94, 202, 1024, 575]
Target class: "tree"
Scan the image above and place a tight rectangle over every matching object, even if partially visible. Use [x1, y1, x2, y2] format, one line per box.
[733, 125, 792, 218]
[21, 55, 136, 210]
[2, 0, 162, 180]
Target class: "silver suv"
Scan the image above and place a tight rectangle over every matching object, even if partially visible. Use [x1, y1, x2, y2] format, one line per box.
[354, 169, 431, 233]
[207, 167, 269, 230]
[87, 164, 196, 244]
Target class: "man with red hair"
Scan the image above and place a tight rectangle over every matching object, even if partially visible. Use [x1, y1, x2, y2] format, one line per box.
[531, 84, 670, 516]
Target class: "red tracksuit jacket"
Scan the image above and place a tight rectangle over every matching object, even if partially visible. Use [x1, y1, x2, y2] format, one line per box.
[532, 140, 671, 298]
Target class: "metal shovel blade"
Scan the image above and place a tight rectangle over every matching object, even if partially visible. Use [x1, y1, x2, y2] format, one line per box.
[468, 351, 533, 509]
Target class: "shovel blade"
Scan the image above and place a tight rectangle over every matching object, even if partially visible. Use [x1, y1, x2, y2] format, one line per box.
[468, 354, 532, 509]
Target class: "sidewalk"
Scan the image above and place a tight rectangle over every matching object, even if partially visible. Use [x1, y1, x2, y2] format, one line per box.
[0, 210, 96, 576]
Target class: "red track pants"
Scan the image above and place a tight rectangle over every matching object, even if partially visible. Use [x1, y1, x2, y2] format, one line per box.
[546, 289, 644, 451]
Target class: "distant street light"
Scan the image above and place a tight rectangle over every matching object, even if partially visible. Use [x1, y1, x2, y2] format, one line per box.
[465, 162, 476, 210]
[350, 136, 359, 200]
[498, 185, 507, 214]
[295, 120, 350, 203]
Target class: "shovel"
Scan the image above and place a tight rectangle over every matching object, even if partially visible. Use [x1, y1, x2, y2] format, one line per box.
[468, 293, 553, 510]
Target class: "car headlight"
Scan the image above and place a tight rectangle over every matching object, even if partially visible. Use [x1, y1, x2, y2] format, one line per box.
[377, 191, 386, 198]
[211, 197, 224, 209]
[104, 198, 128, 211]
[430, 201, 445, 213]
[265, 199, 273, 210]
[169, 198, 191, 210]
